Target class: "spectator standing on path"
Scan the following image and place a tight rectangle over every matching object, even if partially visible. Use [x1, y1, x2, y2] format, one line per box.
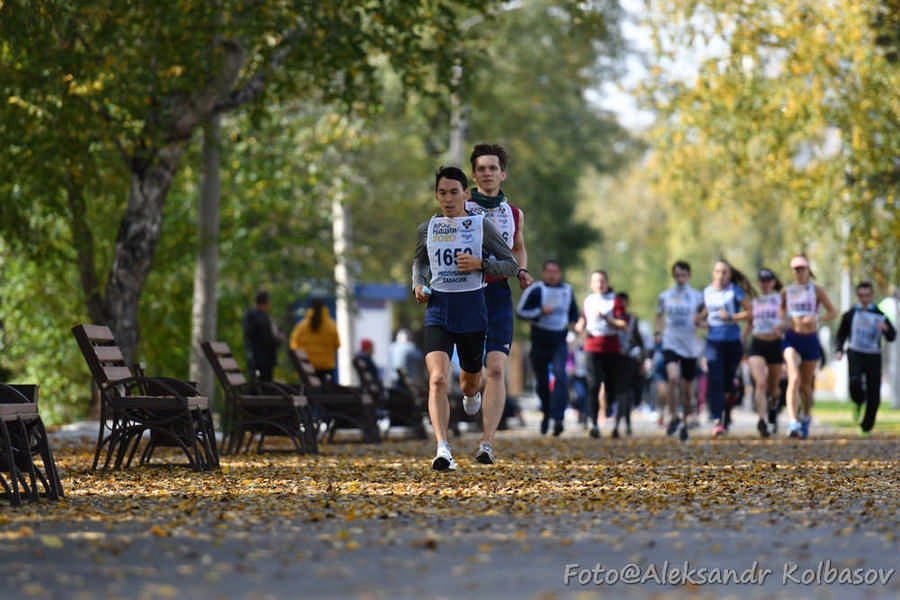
[389, 329, 424, 387]
[412, 166, 518, 471]
[516, 259, 579, 437]
[695, 260, 755, 436]
[575, 270, 627, 439]
[464, 143, 534, 465]
[242, 290, 283, 382]
[654, 261, 704, 442]
[780, 254, 837, 439]
[834, 281, 897, 436]
[290, 298, 341, 382]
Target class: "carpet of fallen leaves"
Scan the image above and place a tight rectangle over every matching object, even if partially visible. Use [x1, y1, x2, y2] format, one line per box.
[3, 428, 900, 599]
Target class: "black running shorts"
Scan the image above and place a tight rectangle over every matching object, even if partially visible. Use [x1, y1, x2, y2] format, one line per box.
[748, 337, 784, 364]
[662, 350, 698, 381]
[423, 326, 486, 374]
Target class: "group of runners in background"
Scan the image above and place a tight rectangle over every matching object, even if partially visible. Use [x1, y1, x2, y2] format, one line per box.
[412, 143, 896, 471]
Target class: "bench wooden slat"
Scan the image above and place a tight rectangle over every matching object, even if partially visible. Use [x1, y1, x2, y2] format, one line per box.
[94, 346, 125, 362]
[103, 366, 133, 383]
[81, 324, 115, 342]
[0, 403, 39, 419]
[226, 372, 246, 386]
[208, 341, 231, 355]
[220, 357, 240, 371]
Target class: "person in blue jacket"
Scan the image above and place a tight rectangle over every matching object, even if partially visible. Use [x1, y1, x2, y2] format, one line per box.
[516, 259, 580, 437]
[834, 281, 897, 436]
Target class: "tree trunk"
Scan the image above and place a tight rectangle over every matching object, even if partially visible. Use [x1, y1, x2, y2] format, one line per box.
[67, 183, 109, 325]
[333, 195, 355, 385]
[105, 143, 188, 364]
[190, 115, 221, 399]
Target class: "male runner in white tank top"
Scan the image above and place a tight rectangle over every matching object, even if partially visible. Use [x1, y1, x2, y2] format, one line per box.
[413, 166, 517, 470]
[464, 144, 533, 463]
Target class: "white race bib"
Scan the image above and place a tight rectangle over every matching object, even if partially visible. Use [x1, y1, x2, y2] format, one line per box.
[752, 293, 782, 336]
[535, 284, 573, 331]
[786, 283, 817, 318]
[584, 292, 616, 337]
[465, 201, 515, 249]
[849, 310, 885, 354]
[425, 215, 484, 293]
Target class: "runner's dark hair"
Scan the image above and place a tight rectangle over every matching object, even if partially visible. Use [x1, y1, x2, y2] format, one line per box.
[434, 165, 468, 191]
[310, 298, 325, 332]
[671, 260, 691, 276]
[469, 143, 509, 172]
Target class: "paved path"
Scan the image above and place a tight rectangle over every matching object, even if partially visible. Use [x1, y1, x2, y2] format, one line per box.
[1, 401, 895, 600]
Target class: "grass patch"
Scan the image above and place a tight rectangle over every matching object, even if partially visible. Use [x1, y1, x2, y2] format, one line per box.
[814, 399, 900, 433]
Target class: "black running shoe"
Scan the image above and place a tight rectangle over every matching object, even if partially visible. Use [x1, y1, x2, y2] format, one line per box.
[757, 418, 770, 439]
[666, 417, 681, 436]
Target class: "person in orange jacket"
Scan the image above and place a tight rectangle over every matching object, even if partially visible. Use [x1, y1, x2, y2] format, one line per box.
[290, 298, 340, 382]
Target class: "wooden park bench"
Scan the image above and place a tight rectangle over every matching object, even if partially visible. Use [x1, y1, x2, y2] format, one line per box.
[0, 384, 64, 505]
[288, 349, 380, 444]
[72, 325, 219, 471]
[202, 341, 316, 455]
[395, 367, 480, 437]
[351, 357, 426, 439]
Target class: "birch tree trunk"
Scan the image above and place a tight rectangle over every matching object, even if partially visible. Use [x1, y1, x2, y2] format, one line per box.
[190, 115, 221, 398]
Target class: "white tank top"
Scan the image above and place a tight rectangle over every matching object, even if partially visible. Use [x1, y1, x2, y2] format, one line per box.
[849, 309, 886, 354]
[583, 292, 616, 337]
[752, 293, 782, 336]
[785, 283, 817, 318]
[657, 286, 703, 357]
[465, 201, 515, 249]
[533, 283, 574, 332]
[425, 215, 484, 293]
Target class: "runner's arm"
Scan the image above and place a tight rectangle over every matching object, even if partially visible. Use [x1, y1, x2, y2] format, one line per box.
[880, 308, 898, 342]
[568, 294, 580, 325]
[654, 295, 664, 342]
[515, 284, 543, 320]
[481, 219, 519, 279]
[816, 285, 838, 322]
[512, 209, 533, 288]
[833, 310, 852, 353]
[411, 222, 430, 290]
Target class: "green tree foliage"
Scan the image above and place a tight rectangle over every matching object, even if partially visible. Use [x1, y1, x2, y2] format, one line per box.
[137, 103, 367, 387]
[639, 0, 900, 287]
[462, 0, 634, 267]
[1, 1, 496, 418]
[1, 0, 496, 367]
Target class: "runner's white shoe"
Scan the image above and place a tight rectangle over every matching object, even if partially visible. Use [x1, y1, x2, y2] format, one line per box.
[474, 442, 495, 465]
[463, 391, 482, 416]
[432, 445, 457, 471]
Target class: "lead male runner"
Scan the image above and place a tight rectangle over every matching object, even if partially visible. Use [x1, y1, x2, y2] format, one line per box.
[464, 144, 534, 464]
[412, 166, 518, 470]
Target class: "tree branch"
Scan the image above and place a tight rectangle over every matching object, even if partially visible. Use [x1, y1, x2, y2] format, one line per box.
[213, 24, 308, 115]
[69, 93, 132, 164]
